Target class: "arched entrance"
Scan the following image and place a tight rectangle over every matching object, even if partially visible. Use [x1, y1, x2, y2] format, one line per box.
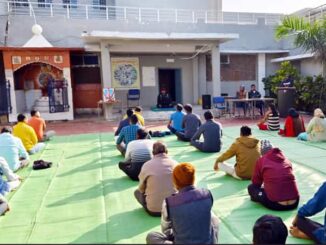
[13, 62, 68, 114]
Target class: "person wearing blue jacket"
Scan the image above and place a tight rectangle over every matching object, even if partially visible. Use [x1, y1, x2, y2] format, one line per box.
[290, 182, 326, 243]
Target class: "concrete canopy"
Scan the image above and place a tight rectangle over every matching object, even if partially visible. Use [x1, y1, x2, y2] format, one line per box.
[81, 31, 239, 53]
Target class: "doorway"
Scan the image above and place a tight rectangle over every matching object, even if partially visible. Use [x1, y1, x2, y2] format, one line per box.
[158, 69, 182, 103]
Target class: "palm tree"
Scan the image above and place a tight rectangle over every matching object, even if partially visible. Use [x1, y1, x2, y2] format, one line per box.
[275, 16, 326, 76]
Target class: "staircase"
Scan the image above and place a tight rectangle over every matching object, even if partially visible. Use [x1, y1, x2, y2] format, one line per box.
[33, 96, 50, 113]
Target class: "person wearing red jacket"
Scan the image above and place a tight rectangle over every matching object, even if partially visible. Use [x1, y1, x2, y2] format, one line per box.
[248, 140, 300, 210]
[279, 108, 305, 137]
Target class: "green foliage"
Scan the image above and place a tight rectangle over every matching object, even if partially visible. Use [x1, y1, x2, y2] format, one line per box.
[295, 75, 326, 112]
[263, 61, 300, 95]
[275, 16, 326, 69]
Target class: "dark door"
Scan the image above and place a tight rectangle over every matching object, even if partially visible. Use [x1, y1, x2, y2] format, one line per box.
[0, 80, 12, 115]
[158, 69, 176, 102]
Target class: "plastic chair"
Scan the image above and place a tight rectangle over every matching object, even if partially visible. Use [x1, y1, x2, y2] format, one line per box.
[213, 96, 227, 118]
[127, 89, 140, 107]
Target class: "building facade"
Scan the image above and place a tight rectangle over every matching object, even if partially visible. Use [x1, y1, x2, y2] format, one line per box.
[0, 0, 321, 122]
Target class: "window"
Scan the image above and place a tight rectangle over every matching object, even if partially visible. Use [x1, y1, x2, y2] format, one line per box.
[71, 53, 100, 67]
[37, 0, 52, 8]
[93, 0, 106, 9]
[63, 0, 77, 9]
[221, 54, 230, 65]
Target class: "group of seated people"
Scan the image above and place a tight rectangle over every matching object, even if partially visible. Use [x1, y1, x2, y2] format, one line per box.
[114, 104, 326, 244]
[258, 103, 326, 142]
[0, 110, 54, 215]
[235, 84, 264, 116]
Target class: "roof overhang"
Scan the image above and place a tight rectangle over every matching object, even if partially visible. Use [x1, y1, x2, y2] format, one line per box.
[82, 31, 239, 43]
[271, 53, 314, 63]
[221, 49, 290, 54]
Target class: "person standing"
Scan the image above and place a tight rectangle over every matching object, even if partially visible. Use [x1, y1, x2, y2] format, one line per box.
[214, 126, 260, 180]
[146, 162, 219, 244]
[191, 111, 222, 153]
[175, 104, 201, 142]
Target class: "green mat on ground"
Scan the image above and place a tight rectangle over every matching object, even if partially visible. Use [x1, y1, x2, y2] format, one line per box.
[0, 126, 324, 244]
[150, 106, 176, 112]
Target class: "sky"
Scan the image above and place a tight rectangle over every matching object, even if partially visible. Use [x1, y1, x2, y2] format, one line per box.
[223, 0, 326, 14]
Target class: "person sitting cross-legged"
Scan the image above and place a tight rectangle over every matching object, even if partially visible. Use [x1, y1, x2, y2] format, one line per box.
[134, 142, 177, 217]
[297, 108, 326, 142]
[253, 215, 288, 244]
[175, 104, 201, 142]
[248, 140, 299, 211]
[115, 108, 133, 137]
[28, 110, 56, 142]
[0, 126, 29, 172]
[116, 114, 141, 156]
[257, 103, 280, 131]
[146, 162, 219, 244]
[13, 114, 45, 155]
[214, 126, 260, 180]
[190, 111, 222, 153]
[134, 106, 145, 126]
[167, 104, 185, 134]
[119, 129, 154, 181]
[290, 182, 326, 244]
[279, 108, 305, 137]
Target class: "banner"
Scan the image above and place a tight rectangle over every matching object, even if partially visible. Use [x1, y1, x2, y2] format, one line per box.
[111, 57, 140, 89]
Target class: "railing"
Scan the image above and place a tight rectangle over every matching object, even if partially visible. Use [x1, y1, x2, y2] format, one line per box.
[1, 0, 283, 25]
[304, 4, 326, 23]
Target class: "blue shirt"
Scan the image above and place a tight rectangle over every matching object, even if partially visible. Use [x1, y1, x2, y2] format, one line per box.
[170, 111, 185, 132]
[114, 118, 130, 136]
[0, 133, 29, 171]
[116, 124, 140, 146]
[0, 176, 9, 195]
[298, 182, 326, 243]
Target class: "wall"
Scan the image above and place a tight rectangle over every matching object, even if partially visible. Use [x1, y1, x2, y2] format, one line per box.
[111, 54, 193, 107]
[300, 58, 323, 76]
[221, 54, 256, 81]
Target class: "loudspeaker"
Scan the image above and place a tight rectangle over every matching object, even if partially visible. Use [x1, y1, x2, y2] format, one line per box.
[202, 94, 211, 109]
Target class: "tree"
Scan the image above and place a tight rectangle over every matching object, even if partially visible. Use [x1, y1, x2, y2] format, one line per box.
[275, 16, 326, 76]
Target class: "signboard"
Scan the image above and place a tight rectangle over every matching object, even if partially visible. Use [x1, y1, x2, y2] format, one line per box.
[111, 57, 140, 90]
[103, 88, 115, 102]
[142, 67, 156, 87]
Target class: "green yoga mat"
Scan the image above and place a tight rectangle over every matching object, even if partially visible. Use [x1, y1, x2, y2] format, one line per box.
[0, 127, 324, 244]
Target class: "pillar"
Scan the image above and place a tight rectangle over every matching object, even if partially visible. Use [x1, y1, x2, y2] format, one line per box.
[198, 54, 207, 97]
[192, 56, 199, 104]
[100, 42, 112, 88]
[211, 44, 221, 97]
[257, 53, 266, 96]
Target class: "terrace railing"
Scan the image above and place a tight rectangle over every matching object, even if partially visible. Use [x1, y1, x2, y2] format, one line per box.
[1, 0, 283, 25]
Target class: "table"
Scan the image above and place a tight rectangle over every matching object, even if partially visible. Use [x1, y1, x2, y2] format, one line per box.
[225, 98, 276, 119]
[97, 100, 121, 121]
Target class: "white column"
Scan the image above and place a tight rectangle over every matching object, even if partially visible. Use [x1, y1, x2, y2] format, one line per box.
[198, 54, 207, 96]
[257, 53, 266, 96]
[100, 42, 112, 88]
[211, 44, 221, 97]
[192, 56, 199, 104]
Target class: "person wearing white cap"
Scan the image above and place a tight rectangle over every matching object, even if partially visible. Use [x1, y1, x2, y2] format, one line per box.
[298, 108, 326, 142]
[248, 139, 300, 210]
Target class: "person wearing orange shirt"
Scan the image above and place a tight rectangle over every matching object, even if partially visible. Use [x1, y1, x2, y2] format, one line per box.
[28, 110, 55, 142]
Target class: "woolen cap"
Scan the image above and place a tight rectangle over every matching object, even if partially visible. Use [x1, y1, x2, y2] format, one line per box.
[260, 140, 274, 155]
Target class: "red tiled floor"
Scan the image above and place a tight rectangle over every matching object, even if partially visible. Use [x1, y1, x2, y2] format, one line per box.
[42, 114, 312, 136]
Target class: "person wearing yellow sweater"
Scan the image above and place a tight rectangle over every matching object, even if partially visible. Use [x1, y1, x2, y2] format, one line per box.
[123, 106, 145, 126]
[13, 114, 45, 154]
